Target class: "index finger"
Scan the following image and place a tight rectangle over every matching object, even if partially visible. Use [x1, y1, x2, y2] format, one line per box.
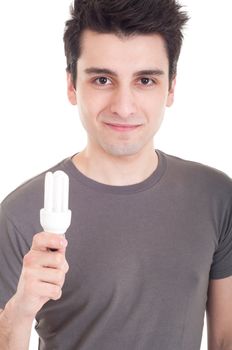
[31, 232, 68, 253]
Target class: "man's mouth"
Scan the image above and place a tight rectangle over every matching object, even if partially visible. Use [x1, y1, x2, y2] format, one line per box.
[104, 122, 142, 132]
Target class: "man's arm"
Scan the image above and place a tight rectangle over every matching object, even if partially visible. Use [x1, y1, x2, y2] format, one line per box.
[0, 301, 33, 350]
[206, 276, 232, 350]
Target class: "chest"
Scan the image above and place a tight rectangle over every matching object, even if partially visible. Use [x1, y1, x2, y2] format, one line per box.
[65, 195, 216, 301]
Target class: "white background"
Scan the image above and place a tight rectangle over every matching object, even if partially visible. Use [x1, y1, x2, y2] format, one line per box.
[0, 0, 231, 349]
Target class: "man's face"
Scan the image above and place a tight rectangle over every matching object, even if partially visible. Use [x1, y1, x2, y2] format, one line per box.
[67, 30, 175, 157]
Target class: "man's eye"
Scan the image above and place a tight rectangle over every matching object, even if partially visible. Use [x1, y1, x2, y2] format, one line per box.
[95, 77, 111, 85]
[140, 78, 155, 86]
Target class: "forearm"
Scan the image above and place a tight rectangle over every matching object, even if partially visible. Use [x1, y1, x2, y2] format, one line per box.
[0, 295, 33, 350]
[208, 343, 232, 350]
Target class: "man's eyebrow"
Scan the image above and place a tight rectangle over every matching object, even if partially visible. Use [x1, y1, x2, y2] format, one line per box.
[84, 67, 165, 77]
[134, 69, 165, 77]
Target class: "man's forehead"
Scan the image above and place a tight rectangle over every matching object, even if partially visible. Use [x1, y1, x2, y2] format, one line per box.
[80, 29, 166, 49]
[78, 30, 169, 72]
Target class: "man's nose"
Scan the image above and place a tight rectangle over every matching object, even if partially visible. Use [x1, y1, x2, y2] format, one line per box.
[109, 85, 137, 118]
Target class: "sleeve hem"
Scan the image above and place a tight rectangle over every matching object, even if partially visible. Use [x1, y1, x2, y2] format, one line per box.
[209, 268, 232, 279]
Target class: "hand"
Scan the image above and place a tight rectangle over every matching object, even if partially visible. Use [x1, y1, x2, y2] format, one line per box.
[13, 231, 69, 320]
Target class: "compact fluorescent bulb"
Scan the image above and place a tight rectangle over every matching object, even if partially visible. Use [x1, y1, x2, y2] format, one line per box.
[40, 171, 72, 234]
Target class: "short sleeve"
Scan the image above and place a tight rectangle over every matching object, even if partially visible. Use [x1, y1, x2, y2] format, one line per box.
[0, 203, 29, 309]
[209, 197, 232, 279]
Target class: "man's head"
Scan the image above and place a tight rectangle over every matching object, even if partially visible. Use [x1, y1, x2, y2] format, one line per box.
[63, 0, 189, 158]
[64, 0, 189, 90]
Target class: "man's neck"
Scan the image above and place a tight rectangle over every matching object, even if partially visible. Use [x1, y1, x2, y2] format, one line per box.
[71, 145, 158, 186]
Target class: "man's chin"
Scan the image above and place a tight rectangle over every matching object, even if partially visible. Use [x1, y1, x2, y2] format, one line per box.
[102, 143, 144, 158]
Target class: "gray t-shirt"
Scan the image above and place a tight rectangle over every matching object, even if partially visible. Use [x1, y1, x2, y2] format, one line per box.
[0, 149, 232, 350]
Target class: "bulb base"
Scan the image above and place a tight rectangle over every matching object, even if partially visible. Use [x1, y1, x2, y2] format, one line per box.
[40, 208, 72, 234]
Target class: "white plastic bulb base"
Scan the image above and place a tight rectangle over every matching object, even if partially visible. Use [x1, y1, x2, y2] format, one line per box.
[40, 208, 72, 235]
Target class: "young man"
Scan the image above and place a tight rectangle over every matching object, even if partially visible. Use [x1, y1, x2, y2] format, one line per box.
[0, 0, 231, 349]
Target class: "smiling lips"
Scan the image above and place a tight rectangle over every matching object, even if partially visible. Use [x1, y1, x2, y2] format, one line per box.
[104, 122, 142, 132]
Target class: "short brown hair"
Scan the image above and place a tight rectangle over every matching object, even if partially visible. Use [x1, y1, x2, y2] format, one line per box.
[63, 0, 189, 88]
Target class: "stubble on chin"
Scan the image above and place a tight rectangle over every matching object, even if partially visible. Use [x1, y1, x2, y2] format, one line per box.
[100, 141, 145, 157]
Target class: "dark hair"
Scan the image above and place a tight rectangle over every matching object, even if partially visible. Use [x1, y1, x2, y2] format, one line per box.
[63, 0, 189, 89]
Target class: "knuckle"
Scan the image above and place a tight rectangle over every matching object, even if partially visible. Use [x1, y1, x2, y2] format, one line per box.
[32, 231, 46, 247]
[61, 259, 69, 273]
[51, 285, 62, 300]
[64, 261, 69, 273]
[55, 253, 64, 267]
[23, 252, 34, 267]
[33, 232, 41, 245]
[57, 270, 65, 285]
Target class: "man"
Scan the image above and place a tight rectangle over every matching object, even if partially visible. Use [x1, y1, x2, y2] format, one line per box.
[0, 0, 231, 349]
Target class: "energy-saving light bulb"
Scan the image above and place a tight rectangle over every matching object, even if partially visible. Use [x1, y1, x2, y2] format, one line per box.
[40, 171, 72, 234]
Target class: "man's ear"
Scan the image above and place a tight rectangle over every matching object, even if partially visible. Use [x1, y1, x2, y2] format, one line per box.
[67, 72, 77, 105]
[166, 77, 176, 107]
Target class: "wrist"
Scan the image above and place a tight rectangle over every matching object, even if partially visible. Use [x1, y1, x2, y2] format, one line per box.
[5, 294, 35, 326]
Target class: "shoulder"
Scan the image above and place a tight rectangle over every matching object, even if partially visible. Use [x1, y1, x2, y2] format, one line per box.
[1, 157, 70, 231]
[160, 150, 232, 201]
